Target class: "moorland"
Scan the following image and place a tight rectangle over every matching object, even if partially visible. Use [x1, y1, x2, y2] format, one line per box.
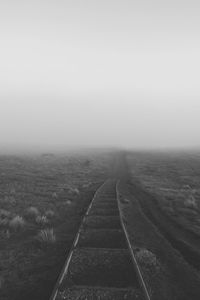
[0, 151, 111, 300]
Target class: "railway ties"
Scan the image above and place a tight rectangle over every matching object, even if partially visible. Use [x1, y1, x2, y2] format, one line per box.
[50, 180, 147, 300]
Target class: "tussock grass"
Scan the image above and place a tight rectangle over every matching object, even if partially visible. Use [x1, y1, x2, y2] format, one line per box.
[52, 192, 58, 198]
[0, 209, 11, 218]
[70, 187, 79, 195]
[25, 206, 40, 218]
[135, 248, 160, 271]
[0, 210, 11, 228]
[35, 215, 49, 226]
[65, 200, 72, 205]
[36, 228, 56, 244]
[3, 195, 16, 205]
[184, 195, 198, 209]
[45, 209, 55, 218]
[0, 217, 9, 227]
[0, 229, 10, 239]
[9, 215, 25, 231]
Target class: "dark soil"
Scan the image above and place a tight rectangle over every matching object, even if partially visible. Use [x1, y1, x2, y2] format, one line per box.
[118, 179, 200, 300]
[134, 184, 200, 270]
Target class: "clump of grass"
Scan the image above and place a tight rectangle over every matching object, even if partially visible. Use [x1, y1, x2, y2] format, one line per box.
[25, 206, 40, 219]
[135, 248, 160, 271]
[45, 209, 55, 218]
[65, 200, 72, 205]
[36, 228, 56, 244]
[0, 209, 11, 218]
[0, 229, 10, 239]
[52, 192, 58, 198]
[71, 187, 79, 195]
[0, 217, 9, 227]
[82, 181, 92, 188]
[184, 195, 198, 209]
[5, 229, 10, 239]
[35, 215, 49, 226]
[4, 195, 16, 205]
[9, 215, 25, 231]
[0, 210, 11, 228]
[66, 186, 80, 195]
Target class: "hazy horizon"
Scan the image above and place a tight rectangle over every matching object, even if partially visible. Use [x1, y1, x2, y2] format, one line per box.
[1, 1, 200, 152]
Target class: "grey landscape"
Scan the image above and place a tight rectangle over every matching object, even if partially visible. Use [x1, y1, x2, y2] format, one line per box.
[1, 1, 200, 300]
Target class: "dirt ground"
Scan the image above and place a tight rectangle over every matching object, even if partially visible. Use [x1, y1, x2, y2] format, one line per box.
[121, 151, 200, 300]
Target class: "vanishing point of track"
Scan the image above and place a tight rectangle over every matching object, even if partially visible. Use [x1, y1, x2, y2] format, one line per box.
[50, 179, 151, 300]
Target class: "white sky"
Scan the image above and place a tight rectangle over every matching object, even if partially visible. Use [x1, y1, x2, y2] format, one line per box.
[1, 0, 200, 151]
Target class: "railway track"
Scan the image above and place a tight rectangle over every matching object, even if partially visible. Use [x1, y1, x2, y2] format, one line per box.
[50, 179, 150, 300]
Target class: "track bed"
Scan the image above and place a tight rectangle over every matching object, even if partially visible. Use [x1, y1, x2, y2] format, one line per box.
[50, 180, 148, 300]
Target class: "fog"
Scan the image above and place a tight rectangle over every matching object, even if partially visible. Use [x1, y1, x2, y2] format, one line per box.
[1, 1, 200, 152]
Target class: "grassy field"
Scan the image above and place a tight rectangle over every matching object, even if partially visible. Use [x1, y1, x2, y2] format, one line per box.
[127, 151, 200, 237]
[0, 151, 111, 300]
[114, 152, 200, 300]
[2, 149, 200, 300]
[124, 150, 200, 299]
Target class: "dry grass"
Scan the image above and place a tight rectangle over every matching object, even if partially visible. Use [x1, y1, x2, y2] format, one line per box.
[25, 206, 40, 218]
[65, 200, 72, 205]
[9, 216, 25, 231]
[0, 210, 11, 228]
[36, 228, 56, 244]
[35, 215, 49, 226]
[67, 186, 80, 195]
[135, 248, 160, 271]
[0, 218, 9, 227]
[0, 209, 11, 218]
[184, 195, 198, 209]
[45, 209, 55, 218]
[0, 229, 10, 239]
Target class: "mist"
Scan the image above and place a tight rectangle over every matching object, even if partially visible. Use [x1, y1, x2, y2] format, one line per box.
[1, 0, 200, 152]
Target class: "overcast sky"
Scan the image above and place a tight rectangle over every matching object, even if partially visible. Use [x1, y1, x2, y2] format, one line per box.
[1, 0, 200, 152]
